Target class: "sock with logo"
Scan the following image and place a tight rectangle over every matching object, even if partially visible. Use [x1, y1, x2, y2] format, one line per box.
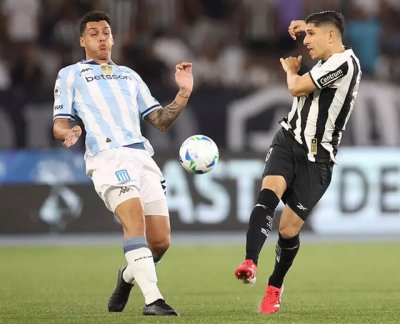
[268, 233, 300, 288]
[122, 236, 163, 305]
[123, 248, 163, 283]
[245, 189, 280, 265]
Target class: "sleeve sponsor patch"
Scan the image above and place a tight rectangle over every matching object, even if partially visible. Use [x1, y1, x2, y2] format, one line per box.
[316, 62, 348, 88]
[54, 85, 61, 99]
[318, 69, 343, 87]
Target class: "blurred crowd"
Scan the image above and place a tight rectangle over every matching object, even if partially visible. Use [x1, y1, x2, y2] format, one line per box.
[0, 0, 400, 96]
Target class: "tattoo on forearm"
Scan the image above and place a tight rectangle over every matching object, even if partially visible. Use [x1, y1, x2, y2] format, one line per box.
[146, 100, 186, 131]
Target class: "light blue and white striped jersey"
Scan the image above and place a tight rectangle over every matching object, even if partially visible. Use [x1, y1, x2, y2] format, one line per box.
[53, 59, 162, 157]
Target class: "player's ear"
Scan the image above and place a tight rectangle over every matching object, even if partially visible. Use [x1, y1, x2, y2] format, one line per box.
[328, 30, 334, 44]
[111, 34, 114, 46]
[80, 36, 85, 48]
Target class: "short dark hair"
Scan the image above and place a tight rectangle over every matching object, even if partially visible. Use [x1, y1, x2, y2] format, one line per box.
[79, 11, 111, 36]
[305, 10, 345, 36]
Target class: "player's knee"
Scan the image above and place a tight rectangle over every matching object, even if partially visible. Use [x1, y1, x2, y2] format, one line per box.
[278, 224, 300, 239]
[148, 237, 170, 257]
[116, 205, 146, 236]
[256, 188, 280, 210]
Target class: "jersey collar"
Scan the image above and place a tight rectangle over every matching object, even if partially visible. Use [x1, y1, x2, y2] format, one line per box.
[81, 59, 116, 65]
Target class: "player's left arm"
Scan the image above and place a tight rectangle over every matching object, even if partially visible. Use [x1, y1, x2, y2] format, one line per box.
[145, 62, 193, 131]
[280, 55, 316, 97]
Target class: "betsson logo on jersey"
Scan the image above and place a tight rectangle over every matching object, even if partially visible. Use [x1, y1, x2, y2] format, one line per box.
[84, 74, 132, 83]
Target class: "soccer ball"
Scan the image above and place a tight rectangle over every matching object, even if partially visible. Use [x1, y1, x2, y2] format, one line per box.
[179, 135, 219, 174]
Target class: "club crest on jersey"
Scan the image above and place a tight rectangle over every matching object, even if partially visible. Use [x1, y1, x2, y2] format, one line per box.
[101, 64, 113, 75]
[115, 169, 130, 183]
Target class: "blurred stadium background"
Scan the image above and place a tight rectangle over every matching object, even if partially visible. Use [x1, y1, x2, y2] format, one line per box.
[0, 0, 399, 238]
[1, 0, 400, 323]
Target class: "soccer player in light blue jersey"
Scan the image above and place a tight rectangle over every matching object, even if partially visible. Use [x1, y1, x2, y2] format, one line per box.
[53, 11, 193, 316]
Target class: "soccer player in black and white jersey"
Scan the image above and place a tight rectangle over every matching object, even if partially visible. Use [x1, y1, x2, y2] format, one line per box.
[234, 11, 361, 314]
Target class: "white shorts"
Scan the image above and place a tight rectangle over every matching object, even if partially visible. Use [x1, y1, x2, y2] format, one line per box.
[85, 146, 168, 214]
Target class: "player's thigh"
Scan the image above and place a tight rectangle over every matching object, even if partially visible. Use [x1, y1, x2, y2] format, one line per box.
[262, 130, 294, 193]
[114, 197, 146, 235]
[279, 204, 305, 238]
[286, 160, 333, 220]
[87, 147, 143, 212]
[140, 155, 167, 205]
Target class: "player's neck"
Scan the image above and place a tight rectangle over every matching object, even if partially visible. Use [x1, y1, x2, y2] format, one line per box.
[323, 44, 345, 60]
[85, 56, 111, 64]
[332, 42, 345, 54]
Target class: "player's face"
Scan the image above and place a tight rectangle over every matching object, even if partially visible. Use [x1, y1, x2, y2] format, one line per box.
[303, 23, 332, 60]
[80, 20, 114, 62]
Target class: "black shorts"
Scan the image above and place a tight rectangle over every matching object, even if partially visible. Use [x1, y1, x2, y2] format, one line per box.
[262, 128, 333, 221]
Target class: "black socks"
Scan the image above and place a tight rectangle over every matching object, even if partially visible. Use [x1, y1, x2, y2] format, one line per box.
[268, 234, 300, 288]
[245, 189, 280, 265]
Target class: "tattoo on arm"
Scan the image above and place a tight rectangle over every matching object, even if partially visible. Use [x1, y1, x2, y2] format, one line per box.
[146, 99, 186, 131]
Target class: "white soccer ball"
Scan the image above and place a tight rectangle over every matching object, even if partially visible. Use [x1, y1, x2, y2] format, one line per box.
[179, 135, 219, 174]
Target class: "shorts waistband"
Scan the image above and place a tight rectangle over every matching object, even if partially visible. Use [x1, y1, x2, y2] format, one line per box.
[124, 142, 145, 150]
[281, 128, 333, 164]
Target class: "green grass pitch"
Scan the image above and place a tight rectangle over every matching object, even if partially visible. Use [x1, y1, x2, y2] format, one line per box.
[0, 240, 399, 323]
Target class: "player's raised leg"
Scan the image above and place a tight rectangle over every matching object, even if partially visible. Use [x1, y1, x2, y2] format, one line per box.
[259, 205, 303, 314]
[235, 175, 285, 284]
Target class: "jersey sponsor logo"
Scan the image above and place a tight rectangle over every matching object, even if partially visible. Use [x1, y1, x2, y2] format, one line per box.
[84, 74, 132, 82]
[115, 169, 130, 183]
[54, 104, 63, 110]
[318, 69, 344, 86]
[79, 67, 93, 76]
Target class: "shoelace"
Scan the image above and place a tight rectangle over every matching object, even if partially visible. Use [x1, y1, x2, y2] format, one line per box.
[266, 289, 280, 302]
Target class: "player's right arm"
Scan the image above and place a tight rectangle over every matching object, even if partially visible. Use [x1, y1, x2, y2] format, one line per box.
[280, 55, 316, 97]
[53, 119, 82, 147]
[52, 68, 82, 147]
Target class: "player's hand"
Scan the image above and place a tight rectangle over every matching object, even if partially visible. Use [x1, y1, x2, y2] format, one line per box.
[63, 125, 82, 148]
[280, 55, 302, 74]
[288, 20, 306, 40]
[175, 62, 193, 98]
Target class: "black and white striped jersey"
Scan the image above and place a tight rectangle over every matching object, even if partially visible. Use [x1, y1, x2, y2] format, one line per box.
[280, 48, 361, 163]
